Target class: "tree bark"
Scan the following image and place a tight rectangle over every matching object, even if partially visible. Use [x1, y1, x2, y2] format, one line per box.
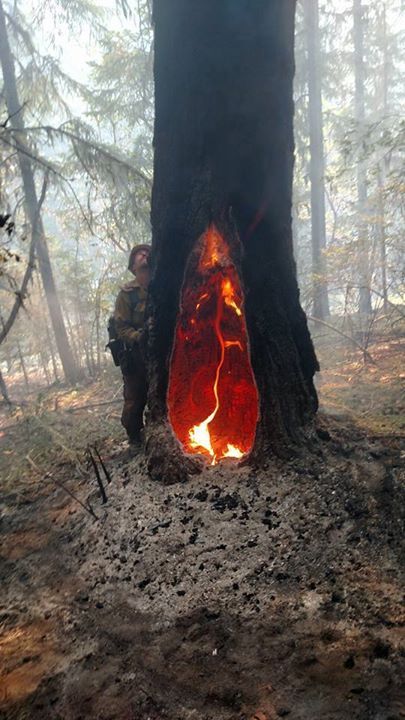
[0, 368, 11, 404]
[146, 1, 319, 483]
[65, 312, 81, 370]
[44, 322, 60, 382]
[304, 0, 330, 319]
[353, 0, 372, 315]
[377, 2, 389, 313]
[0, 173, 48, 346]
[39, 349, 51, 386]
[0, 0, 80, 383]
[17, 339, 29, 390]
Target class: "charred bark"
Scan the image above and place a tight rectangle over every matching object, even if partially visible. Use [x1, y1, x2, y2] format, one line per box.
[147, 0, 319, 482]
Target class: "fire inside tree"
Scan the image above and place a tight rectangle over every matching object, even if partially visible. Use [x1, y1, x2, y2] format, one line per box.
[168, 225, 258, 464]
[146, 1, 319, 483]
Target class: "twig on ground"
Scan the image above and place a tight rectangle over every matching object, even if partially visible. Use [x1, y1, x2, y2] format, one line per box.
[26, 454, 97, 520]
[308, 315, 376, 364]
[87, 447, 107, 504]
[64, 399, 121, 413]
[93, 444, 112, 484]
[28, 415, 88, 479]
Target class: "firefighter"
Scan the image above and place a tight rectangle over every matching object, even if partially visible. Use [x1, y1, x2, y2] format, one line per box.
[114, 244, 151, 446]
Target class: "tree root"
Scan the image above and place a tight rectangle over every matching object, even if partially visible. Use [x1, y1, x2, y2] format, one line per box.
[145, 420, 204, 484]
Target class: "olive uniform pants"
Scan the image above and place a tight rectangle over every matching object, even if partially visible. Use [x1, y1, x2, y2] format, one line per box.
[120, 345, 147, 441]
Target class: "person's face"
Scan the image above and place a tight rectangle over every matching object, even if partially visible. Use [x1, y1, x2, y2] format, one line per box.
[132, 249, 151, 286]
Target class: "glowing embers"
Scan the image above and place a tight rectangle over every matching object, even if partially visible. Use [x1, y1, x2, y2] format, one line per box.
[167, 225, 259, 464]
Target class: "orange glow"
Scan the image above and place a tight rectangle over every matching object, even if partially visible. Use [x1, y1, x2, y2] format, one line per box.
[168, 225, 259, 464]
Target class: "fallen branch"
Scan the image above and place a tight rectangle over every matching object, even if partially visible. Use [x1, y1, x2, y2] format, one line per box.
[26, 454, 97, 520]
[93, 444, 112, 484]
[29, 414, 84, 468]
[0, 172, 49, 345]
[88, 447, 107, 504]
[308, 315, 376, 364]
[64, 398, 121, 413]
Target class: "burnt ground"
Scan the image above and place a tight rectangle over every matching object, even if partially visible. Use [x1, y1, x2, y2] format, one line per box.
[1, 335, 405, 720]
[0, 415, 404, 720]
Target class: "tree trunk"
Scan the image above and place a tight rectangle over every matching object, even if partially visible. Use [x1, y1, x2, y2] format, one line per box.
[0, 313, 13, 372]
[377, 2, 389, 313]
[146, 1, 319, 483]
[94, 291, 101, 374]
[39, 350, 51, 386]
[0, 368, 11, 404]
[44, 322, 60, 382]
[65, 312, 81, 370]
[17, 340, 29, 390]
[353, 0, 372, 315]
[0, 0, 80, 384]
[304, 0, 330, 320]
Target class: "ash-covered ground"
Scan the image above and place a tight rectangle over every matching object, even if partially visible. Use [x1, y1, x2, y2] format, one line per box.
[1, 418, 404, 720]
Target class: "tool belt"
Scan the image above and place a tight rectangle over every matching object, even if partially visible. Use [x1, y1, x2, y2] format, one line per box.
[106, 312, 145, 371]
[119, 343, 144, 374]
[106, 337, 125, 367]
[106, 315, 124, 366]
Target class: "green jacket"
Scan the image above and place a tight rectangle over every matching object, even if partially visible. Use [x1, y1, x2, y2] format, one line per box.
[114, 278, 147, 346]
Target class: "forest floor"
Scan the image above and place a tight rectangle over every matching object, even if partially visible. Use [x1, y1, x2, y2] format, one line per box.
[0, 333, 404, 720]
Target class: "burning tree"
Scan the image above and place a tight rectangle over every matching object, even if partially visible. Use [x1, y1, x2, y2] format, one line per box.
[146, 0, 319, 483]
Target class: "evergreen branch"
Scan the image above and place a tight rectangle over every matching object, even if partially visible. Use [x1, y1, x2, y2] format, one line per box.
[32, 0, 106, 35]
[0, 102, 27, 127]
[0, 132, 99, 237]
[8, 124, 152, 185]
[4, 11, 36, 56]
[308, 315, 376, 364]
[0, 150, 17, 166]
[0, 171, 49, 345]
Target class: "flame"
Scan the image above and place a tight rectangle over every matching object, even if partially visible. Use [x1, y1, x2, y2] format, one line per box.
[188, 274, 233, 464]
[223, 444, 244, 459]
[222, 278, 242, 316]
[168, 225, 258, 465]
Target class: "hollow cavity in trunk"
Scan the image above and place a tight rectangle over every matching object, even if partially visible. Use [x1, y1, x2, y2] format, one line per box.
[168, 225, 259, 465]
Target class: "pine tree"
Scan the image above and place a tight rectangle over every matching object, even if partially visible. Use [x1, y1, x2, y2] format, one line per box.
[0, 0, 80, 383]
[304, 0, 330, 319]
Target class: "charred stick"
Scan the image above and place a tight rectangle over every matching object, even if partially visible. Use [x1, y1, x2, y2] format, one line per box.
[93, 444, 112, 484]
[52, 477, 98, 519]
[26, 454, 97, 520]
[88, 447, 107, 504]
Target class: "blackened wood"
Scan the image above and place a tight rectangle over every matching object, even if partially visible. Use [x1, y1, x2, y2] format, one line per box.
[147, 0, 319, 482]
[93, 445, 112, 484]
[88, 448, 108, 504]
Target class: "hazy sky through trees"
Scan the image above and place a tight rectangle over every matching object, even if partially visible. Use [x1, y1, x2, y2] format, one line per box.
[0, 0, 403, 388]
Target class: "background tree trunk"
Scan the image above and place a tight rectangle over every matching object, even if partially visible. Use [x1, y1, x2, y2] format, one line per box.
[353, 0, 372, 315]
[44, 323, 60, 382]
[377, 2, 389, 313]
[0, 0, 80, 384]
[17, 340, 29, 391]
[304, 0, 330, 320]
[146, 0, 319, 483]
[0, 368, 11, 404]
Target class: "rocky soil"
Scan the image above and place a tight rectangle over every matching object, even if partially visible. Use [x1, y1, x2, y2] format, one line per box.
[0, 416, 404, 720]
